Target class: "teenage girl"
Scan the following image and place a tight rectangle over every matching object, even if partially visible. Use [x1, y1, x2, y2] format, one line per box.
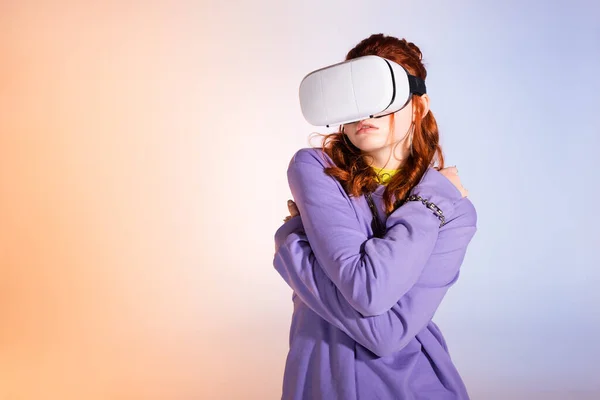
[274, 33, 477, 400]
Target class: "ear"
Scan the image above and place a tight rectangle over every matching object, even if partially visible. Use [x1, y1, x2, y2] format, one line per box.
[412, 94, 430, 121]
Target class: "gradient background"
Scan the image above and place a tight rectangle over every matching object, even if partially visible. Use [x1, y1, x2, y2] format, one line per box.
[1, 1, 599, 399]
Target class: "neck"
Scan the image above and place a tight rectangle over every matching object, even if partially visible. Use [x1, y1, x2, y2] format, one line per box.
[364, 144, 409, 170]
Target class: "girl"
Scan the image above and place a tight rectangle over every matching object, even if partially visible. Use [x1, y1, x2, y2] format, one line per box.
[274, 33, 477, 400]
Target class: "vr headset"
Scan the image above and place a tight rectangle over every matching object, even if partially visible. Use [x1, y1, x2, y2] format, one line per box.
[298, 55, 426, 127]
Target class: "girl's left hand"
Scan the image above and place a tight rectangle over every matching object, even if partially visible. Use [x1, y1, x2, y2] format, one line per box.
[283, 199, 300, 222]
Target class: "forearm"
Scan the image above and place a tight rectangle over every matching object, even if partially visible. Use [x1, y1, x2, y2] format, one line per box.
[273, 204, 477, 357]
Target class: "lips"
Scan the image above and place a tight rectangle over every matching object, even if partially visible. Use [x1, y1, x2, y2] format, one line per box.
[356, 122, 378, 134]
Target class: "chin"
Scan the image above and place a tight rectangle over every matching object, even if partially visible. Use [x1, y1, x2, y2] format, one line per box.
[352, 140, 389, 154]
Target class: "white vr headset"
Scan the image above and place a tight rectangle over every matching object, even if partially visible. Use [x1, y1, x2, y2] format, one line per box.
[299, 55, 426, 127]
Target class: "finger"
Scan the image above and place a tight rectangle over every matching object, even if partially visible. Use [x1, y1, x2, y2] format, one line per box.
[441, 166, 457, 176]
[288, 205, 298, 216]
[288, 199, 300, 213]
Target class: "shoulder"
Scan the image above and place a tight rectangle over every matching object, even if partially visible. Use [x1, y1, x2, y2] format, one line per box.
[286, 147, 337, 180]
[419, 167, 478, 227]
[419, 167, 463, 202]
[286, 147, 351, 200]
[447, 196, 477, 229]
[288, 147, 333, 169]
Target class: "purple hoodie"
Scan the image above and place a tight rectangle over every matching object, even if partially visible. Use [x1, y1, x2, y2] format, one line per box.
[273, 148, 478, 400]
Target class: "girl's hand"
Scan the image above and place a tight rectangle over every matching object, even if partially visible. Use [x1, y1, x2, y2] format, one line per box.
[439, 166, 469, 198]
[283, 199, 300, 222]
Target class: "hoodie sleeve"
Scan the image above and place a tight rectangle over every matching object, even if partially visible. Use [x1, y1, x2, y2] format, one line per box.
[286, 148, 463, 316]
[273, 198, 477, 358]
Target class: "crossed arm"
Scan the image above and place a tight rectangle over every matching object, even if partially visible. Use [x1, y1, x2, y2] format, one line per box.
[272, 148, 477, 357]
[273, 201, 476, 357]
[283, 148, 465, 316]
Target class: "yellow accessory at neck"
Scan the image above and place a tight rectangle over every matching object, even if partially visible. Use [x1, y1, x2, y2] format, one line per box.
[372, 166, 398, 185]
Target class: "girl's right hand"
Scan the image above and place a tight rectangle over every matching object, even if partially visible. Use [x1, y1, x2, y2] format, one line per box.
[439, 166, 469, 198]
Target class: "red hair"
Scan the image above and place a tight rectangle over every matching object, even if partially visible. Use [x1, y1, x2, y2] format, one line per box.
[316, 34, 446, 215]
